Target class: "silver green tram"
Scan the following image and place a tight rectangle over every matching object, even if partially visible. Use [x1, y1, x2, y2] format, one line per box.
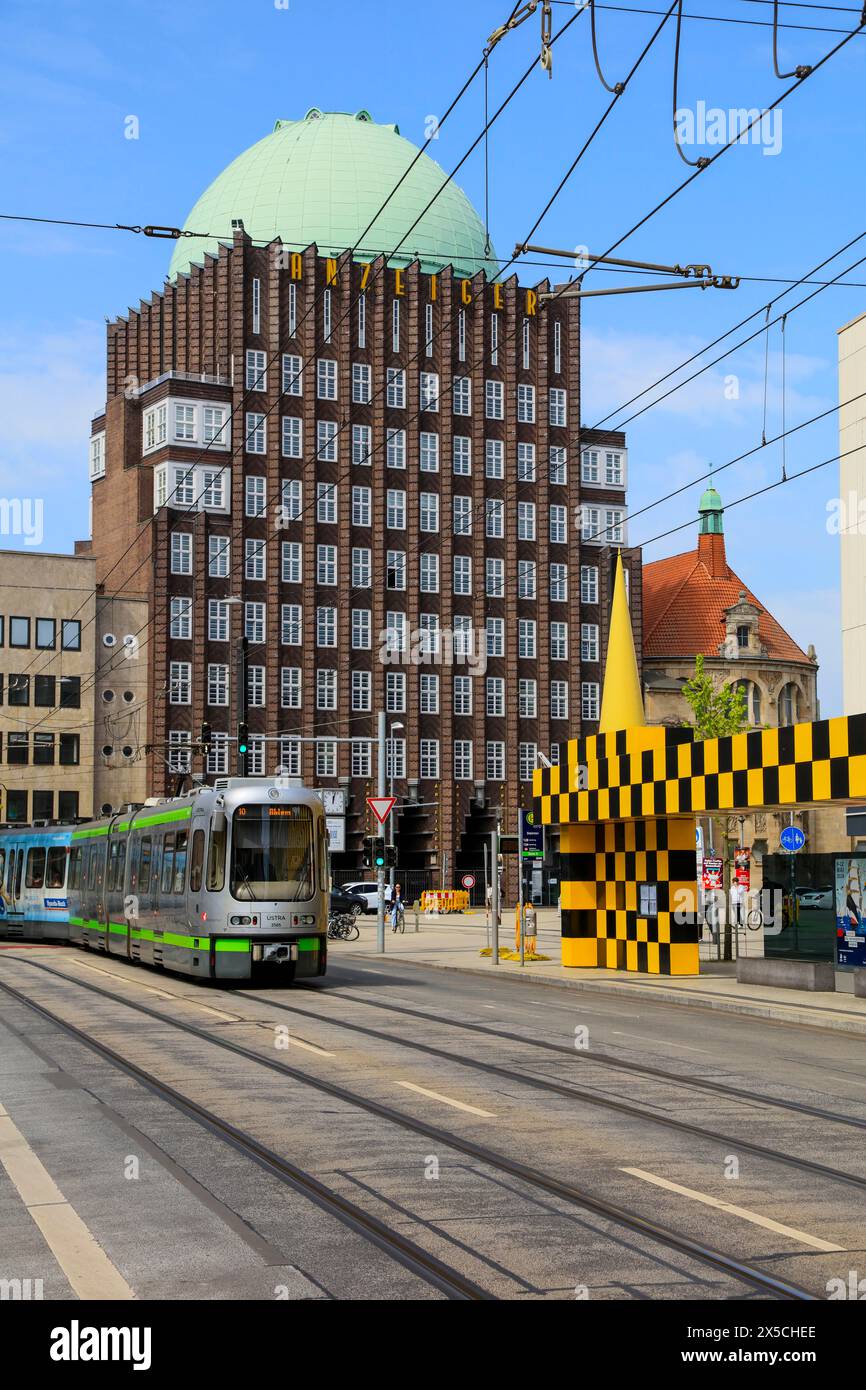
[67, 779, 328, 981]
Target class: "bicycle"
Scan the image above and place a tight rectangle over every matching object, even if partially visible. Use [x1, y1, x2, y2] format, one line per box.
[390, 906, 405, 934]
[327, 913, 360, 942]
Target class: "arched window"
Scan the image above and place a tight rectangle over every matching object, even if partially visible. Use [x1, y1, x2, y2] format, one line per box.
[779, 683, 798, 726]
[736, 681, 761, 726]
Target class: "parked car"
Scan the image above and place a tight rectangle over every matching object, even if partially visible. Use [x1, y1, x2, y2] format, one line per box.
[338, 880, 394, 914]
[329, 886, 367, 917]
[795, 886, 834, 911]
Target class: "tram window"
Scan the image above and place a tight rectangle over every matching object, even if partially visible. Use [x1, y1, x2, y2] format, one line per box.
[173, 831, 188, 894]
[0, 849, 5, 880]
[26, 848, 46, 889]
[160, 834, 175, 895]
[189, 829, 205, 894]
[69, 846, 82, 892]
[6, 851, 14, 894]
[93, 844, 107, 889]
[128, 837, 140, 889]
[115, 841, 126, 894]
[46, 846, 66, 889]
[139, 837, 152, 893]
[14, 851, 25, 896]
[107, 841, 119, 892]
[206, 815, 227, 892]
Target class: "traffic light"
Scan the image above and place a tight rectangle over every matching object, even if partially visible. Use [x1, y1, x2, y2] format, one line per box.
[200, 721, 212, 752]
[363, 835, 386, 869]
[384, 844, 397, 869]
[237, 721, 249, 755]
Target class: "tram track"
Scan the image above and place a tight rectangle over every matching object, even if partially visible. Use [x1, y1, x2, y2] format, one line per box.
[0, 954, 822, 1300]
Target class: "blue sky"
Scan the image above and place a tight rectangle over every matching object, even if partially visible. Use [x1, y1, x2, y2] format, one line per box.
[1, 0, 864, 713]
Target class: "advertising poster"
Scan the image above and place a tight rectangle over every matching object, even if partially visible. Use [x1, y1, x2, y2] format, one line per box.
[834, 856, 866, 969]
[702, 856, 724, 891]
[734, 847, 751, 889]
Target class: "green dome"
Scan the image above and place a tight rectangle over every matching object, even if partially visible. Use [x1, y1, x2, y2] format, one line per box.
[698, 484, 724, 534]
[169, 108, 498, 281]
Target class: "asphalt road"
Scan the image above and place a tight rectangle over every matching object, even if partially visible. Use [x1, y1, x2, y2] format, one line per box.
[1, 943, 864, 1301]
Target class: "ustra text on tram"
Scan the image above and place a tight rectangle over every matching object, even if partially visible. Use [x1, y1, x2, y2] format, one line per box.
[0, 777, 329, 982]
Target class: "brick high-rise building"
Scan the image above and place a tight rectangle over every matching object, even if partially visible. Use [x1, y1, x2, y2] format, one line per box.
[82, 108, 638, 880]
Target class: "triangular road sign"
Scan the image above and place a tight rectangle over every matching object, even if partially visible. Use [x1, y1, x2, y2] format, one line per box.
[367, 796, 396, 825]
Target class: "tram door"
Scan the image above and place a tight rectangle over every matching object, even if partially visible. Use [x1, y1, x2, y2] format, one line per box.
[12, 847, 25, 916]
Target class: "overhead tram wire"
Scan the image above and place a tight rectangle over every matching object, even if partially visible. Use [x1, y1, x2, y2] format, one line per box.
[591, 227, 866, 429]
[549, 0, 866, 37]
[20, 6, 594, 730]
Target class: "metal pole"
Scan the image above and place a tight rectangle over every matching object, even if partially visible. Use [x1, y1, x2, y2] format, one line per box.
[483, 839, 490, 948]
[376, 710, 386, 953]
[389, 768, 395, 894]
[236, 635, 248, 777]
[518, 810, 525, 967]
[491, 828, 500, 966]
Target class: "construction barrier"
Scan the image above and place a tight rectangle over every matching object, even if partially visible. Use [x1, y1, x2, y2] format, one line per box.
[420, 890, 470, 914]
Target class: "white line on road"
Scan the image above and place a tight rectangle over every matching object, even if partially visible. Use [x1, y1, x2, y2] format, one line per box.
[59, 959, 236, 1021]
[396, 1082, 496, 1118]
[288, 1036, 335, 1057]
[612, 1030, 713, 1055]
[0, 1102, 135, 1299]
[621, 1167, 845, 1252]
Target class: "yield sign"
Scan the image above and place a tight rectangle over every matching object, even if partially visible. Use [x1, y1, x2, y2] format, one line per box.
[367, 796, 396, 825]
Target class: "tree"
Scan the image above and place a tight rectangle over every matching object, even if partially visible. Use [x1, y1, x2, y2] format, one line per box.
[681, 654, 749, 740]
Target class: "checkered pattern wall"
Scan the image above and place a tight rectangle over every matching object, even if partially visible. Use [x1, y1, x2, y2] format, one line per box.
[533, 714, 866, 978]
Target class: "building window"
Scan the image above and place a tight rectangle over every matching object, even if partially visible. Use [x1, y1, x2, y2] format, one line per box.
[281, 479, 302, 521]
[247, 665, 265, 707]
[420, 739, 440, 779]
[517, 443, 536, 482]
[207, 664, 229, 706]
[453, 555, 472, 596]
[518, 619, 536, 659]
[519, 679, 537, 718]
[252, 280, 261, 335]
[169, 662, 191, 704]
[170, 597, 193, 640]
[419, 612, 440, 658]
[282, 353, 303, 395]
[282, 541, 302, 584]
[351, 670, 371, 711]
[281, 604, 302, 645]
[549, 446, 567, 485]
[490, 312, 499, 367]
[420, 432, 439, 473]
[170, 533, 192, 575]
[317, 481, 337, 523]
[485, 439, 503, 479]
[386, 429, 406, 469]
[458, 308, 467, 361]
[386, 670, 406, 713]
[549, 388, 567, 427]
[358, 294, 366, 349]
[518, 560, 536, 600]
[352, 362, 371, 404]
[487, 617, 504, 658]
[392, 300, 401, 353]
[208, 599, 230, 641]
[580, 565, 599, 604]
[143, 406, 166, 453]
[316, 607, 337, 647]
[208, 535, 230, 577]
[486, 498, 504, 539]
[424, 303, 434, 357]
[453, 435, 472, 475]
[420, 673, 439, 714]
[454, 740, 473, 780]
[352, 740, 371, 777]
[454, 676, 473, 715]
[59, 676, 81, 708]
[420, 372, 439, 412]
[323, 288, 332, 343]
[317, 420, 338, 462]
[207, 734, 230, 776]
[35, 618, 55, 650]
[606, 450, 625, 486]
[352, 423, 372, 465]
[485, 380, 504, 420]
[486, 677, 505, 717]
[550, 563, 568, 602]
[35, 675, 55, 706]
[737, 624, 750, 649]
[90, 432, 106, 481]
[386, 489, 406, 529]
[487, 741, 505, 781]
[639, 884, 658, 919]
[317, 359, 338, 400]
[168, 731, 192, 773]
[245, 538, 267, 581]
[551, 681, 569, 720]
[581, 624, 599, 662]
[245, 475, 266, 518]
[522, 318, 530, 370]
[246, 349, 266, 391]
[386, 550, 406, 590]
[282, 416, 303, 458]
[386, 738, 406, 779]
[453, 495, 472, 536]
[517, 501, 536, 541]
[486, 557, 504, 598]
[245, 602, 265, 644]
[352, 546, 371, 587]
[517, 384, 535, 423]
[582, 681, 600, 721]
[317, 543, 337, 586]
[280, 667, 302, 709]
[245, 412, 266, 454]
[453, 377, 472, 416]
[549, 504, 567, 545]
[289, 283, 297, 337]
[386, 367, 406, 409]
[317, 669, 337, 710]
[519, 743, 537, 782]
[779, 683, 799, 726]
[419, 495, 440, 537]
[551, 622, 568, 661]
[351, 608, 371, 649]
[553, 319, 562, 374]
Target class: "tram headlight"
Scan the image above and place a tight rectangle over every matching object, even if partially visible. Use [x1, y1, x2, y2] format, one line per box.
[230, 915, 253, 926]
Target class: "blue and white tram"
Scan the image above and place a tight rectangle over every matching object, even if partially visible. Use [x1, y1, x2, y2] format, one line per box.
[0, 825, 72, 940]
[1, 779, 329, 982]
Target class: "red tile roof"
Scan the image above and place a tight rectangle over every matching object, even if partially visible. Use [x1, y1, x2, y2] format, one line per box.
[642, 532, 811, 664]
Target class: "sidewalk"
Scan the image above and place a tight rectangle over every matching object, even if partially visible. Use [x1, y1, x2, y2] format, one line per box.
[341, 910, 866, 1038]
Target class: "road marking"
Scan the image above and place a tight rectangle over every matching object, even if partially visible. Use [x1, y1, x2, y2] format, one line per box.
[621, 1167, 845, 1252]
[395, 1081, 496, 1117]
[612, 1030, 712, 1055]
[288, 1036, 335, 1057]
[0, 1104, 135, 1299]
[58, 960, 236, 1021]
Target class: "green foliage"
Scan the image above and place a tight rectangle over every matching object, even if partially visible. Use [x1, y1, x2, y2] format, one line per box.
[681, 654, 749, 741]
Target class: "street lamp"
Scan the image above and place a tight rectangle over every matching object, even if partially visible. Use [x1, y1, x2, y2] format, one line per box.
[389, 722, 404, 891]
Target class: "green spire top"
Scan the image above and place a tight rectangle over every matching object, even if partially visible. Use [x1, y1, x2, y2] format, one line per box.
[698, 483, 724, 535]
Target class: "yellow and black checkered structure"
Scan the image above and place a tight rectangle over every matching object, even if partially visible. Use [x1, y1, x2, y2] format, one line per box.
[533, 715, 866, 977]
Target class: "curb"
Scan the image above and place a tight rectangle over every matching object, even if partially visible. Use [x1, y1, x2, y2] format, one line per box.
[342, 949, 866, 1038]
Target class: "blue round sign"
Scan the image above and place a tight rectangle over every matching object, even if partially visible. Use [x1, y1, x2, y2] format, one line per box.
[780, 825, 806, 853]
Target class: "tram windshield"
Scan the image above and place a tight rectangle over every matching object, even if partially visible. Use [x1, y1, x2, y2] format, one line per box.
[230, 804, 315, 901]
